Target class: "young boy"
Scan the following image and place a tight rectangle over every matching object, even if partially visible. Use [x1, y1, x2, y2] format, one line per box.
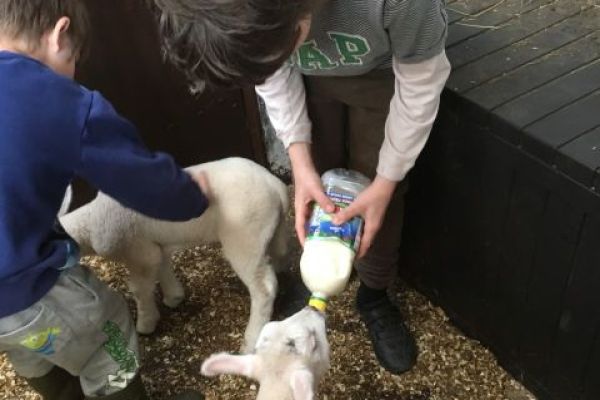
[155, 0, 451, 375]
[0, 1, 206, 399]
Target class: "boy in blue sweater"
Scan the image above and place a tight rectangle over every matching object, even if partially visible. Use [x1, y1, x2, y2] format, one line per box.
[0, 1, 206, 399]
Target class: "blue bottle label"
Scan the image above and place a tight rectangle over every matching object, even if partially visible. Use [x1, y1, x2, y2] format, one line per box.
[306, 190, 363, 252]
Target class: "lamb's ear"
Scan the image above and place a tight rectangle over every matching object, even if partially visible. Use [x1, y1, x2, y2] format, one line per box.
[290, 369, 315, 400]
[201, 352, 260, 379]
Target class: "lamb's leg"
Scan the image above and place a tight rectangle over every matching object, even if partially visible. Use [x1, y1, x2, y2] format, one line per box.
[225, 246, 278, 353]
[126, 242, 163, 335]
[241, 260, 277, 353]
[158, 250, 185, 309]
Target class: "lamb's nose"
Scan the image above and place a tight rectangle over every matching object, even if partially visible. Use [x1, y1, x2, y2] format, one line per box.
[304, 306, 326, 322]
[304, 305, 323, 315]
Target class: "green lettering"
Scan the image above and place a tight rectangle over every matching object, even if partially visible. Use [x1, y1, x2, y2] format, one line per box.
[297, 40, 338, 70]
[328, 32, 370, 65]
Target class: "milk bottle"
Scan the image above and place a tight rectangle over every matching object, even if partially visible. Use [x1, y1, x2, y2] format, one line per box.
[300, 169, 371, 312]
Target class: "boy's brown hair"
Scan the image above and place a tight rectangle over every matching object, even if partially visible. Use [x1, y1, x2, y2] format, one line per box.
[153, 0, 320, 92]
[0, 0, 89, 53]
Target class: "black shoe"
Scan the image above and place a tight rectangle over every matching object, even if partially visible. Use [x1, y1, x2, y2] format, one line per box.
[26, 367, 84, 400]
[274, 271, 310, 319]
[84, 374, 203, 400]
[358, 296, 418, 374]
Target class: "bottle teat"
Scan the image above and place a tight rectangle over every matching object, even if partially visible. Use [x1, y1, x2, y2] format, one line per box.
[308, 295, 328, 312]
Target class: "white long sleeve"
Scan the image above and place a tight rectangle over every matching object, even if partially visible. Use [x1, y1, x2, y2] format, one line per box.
[255, 64, 312, 148]
[256, 52, 451, 181]
[377, 51, 451, 181]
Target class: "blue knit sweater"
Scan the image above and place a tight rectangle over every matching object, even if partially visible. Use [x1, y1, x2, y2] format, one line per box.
[0, 52, 208, 318]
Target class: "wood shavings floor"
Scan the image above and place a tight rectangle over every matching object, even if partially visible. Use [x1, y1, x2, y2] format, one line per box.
[0, 198, 536, 400]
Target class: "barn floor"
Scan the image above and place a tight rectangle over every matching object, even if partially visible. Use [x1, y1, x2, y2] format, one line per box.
[1, 232, 536, 400]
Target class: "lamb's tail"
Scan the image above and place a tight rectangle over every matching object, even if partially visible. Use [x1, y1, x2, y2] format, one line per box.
[57, 185, 73, 218]
[59, 205, 95, 256]
[268, 176, 292, 272]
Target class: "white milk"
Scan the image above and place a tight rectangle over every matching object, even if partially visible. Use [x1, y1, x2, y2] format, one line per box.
[300, 169, 371, 312]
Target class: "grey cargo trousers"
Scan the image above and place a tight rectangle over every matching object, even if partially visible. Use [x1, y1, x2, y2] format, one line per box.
[0, 265, 140, 397]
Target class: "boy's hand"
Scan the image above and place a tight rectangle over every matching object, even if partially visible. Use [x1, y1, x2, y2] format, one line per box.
[332, 175, 397, 258]
[191, 171, 211, 201]
[289, 143, 335, 246]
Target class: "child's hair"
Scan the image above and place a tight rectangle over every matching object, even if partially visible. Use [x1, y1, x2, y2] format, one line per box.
[0, 0, 89, 54]
[153, 0, 319, 92]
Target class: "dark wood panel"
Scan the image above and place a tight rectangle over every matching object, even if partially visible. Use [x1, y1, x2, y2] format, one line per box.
[582, 329, 600, 400]
[446, 0, 555, 56]
[447, 8, 465, 24]
[448, 8, 600, 94]
[492, 57, 600, 128]
[594, 168, 600, 196]
[546, 214, 600, 400]
[471, 132, 517, 343]
[446, 0, 589, 69]
[77, 0, 257, 166]
[446, 0, 513, 19]
[71, 0, 264, 207]
[401, 100, 463, 293]
[555, 126, 600, 187]
[434, 112, 520, 342]
[404, 102, 523, 344]
[521, 90, 600, 164]
[467, 34, 600, 110]
[488, 173, 548, 357]
[442, 0, 600, 193]
[406, 2, 600, 399]
[402, 92, 600, 400]
[430, 115, 487, 331]
[516, 194, 584, 387]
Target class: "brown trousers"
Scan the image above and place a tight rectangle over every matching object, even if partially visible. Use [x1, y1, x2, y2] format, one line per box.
[304, 69, 408, 290]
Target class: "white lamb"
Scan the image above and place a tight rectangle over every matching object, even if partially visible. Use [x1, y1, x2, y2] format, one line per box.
[60, 157, 289, 352]
[201, 306, 330, 400]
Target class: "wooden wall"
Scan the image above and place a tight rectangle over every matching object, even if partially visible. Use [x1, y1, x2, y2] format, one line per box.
[400, 91, 600, 400]
[73, 0, 265, 206]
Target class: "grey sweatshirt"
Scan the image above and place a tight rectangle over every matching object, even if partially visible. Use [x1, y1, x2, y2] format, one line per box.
[256, 0, 450, 181]
[292, 0, 448, 74]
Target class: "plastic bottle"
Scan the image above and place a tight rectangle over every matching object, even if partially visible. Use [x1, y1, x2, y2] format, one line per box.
[300, 169, 371, 312]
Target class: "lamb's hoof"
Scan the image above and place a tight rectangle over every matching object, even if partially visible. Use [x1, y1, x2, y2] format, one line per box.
[163, 293, 185, 309]
[136, 317, 159, 335]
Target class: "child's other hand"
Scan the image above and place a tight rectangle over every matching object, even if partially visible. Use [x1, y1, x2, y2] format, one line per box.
[331, 175, 397, 258]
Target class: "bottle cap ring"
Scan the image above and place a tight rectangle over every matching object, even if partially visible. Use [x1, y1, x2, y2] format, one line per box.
[308, 296, 328, 312]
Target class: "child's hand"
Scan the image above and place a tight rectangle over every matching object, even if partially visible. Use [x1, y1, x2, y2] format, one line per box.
[191, 171, 211, 201]
[293, 166, 335, 246]
[331, 175, 397, 258]
[288, 143, 335, 246]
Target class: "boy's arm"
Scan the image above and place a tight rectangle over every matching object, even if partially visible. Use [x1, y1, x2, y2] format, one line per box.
[377, 51, 451, 182]
[77, 92, 208, 221]
[335, 0, 450, 255]
[256, 66, 334, 242]
[379, 0, 449, 180]
[332, 52, 450, 257]
[255, 63, 312, 148]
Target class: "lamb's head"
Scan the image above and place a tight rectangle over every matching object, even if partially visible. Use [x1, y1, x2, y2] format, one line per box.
[201, 307, 330, 400]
